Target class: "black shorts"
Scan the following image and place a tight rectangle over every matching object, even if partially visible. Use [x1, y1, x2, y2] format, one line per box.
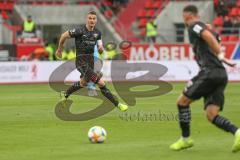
[183, 68, 228, 110]
[76, 61, 101, 83]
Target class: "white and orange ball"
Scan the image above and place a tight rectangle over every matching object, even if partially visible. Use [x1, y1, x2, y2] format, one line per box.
[88, 126, 107, 143]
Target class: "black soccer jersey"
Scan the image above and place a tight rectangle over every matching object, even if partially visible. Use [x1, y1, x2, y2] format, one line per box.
[188, 21, 224, 70]
[68, 24, 102, 66]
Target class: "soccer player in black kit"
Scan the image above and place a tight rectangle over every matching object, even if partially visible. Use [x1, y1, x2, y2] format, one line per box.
[55, 11, 128, 112]
[170, 5, 240, 152]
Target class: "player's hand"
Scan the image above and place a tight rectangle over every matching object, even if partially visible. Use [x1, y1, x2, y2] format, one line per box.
[55, 48, 62, 58]
[227, 62, 237, 67]
[98, 47, 104, 55]
[223, 58, 237, 67]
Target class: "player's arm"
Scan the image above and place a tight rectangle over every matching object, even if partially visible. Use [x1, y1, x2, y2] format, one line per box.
[56, 31, 71, 58]
[97, 39, 104, 54]
[97, 32, 104, 54]
[201, 30, 236, 67]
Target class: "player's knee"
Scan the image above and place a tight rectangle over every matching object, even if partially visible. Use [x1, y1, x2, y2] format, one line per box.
[97, 79, 105, 88]
[177, 95, 191, 106]
[206, 112, 217, 122]
[80, 79, 87, 87]
[206, 105, 219, 122]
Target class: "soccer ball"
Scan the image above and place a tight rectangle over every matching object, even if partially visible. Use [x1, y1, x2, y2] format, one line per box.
[88, 126, 107, 143]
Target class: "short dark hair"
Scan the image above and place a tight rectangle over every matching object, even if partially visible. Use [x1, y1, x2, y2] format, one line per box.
[88, 10, 97, 15]
[183, 5, 198, 15]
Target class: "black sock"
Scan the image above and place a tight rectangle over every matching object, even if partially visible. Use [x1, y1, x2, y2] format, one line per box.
[178, 105, 191, 138]
[212, 115, 238, 135]
[65, 81, 82, 98]
[100, 86, 119, 106]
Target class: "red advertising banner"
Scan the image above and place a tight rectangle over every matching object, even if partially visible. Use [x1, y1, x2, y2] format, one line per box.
[123, 43, 238, 61]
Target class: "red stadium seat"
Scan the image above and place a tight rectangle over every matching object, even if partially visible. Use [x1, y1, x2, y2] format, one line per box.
[137, 9, 147, 18]
[220, 35, 229, 42]
[213, 16, 223, 26]
[102, 0, 113, 7]
[153, 1, 162, 9]
[228, 35, 239, 42]
[146, 10, 155, 18]
[138, 18, 148, 28]
[0, 2, 14, 10]
[230, 8, 238, 16]
[104, 10, 113, 19]
[214, 0, 219, 8]
[145, 0, 155, 10]
[1, 10, 9, 20]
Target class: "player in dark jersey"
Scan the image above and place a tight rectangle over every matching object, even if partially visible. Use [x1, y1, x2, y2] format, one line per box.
[170, 5, 240, 152]
[55, 11, 128, 112]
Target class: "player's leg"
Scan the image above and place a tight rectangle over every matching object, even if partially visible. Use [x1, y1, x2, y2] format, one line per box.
[97, 78, 128, 111]
[170, 71, 212, 151]
[205, 105, 238, 134]
[83, 66, 128, 111]
[204, 87, 240, 152]
[169, 94, 194, 150]
[64, 78, 86, 99]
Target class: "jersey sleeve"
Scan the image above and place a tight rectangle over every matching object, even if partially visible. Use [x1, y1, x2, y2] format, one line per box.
[189, 22, 206, 37]
[97, 31, 102, 40]
[97, 32, 103, 46]
[68, 28, 83, 38]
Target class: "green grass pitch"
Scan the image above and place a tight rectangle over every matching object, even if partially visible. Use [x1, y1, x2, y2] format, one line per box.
[0, 83, 239, 160]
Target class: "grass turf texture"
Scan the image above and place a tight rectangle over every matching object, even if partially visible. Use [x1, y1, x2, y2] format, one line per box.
[0, 83, 239, 160]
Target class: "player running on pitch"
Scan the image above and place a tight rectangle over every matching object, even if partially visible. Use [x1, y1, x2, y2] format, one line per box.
[170, 5, 240, 152]
[55, 11, 128, 112]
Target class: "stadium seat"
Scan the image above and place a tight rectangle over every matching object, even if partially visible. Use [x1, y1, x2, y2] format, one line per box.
[0, 2, 14, 10]
[228, 35, 239, 42]
[145, 0, 155, 10]
[214, 0, 219, 8]
[213, 16, 223, 26]
[104, 10, 113, 19]
[102, 0, 112, 7]
[137, 9, 147, 18]
[153, 1, 162, 9]
[220, 35, 229, 42]
[229, 8, 238, 16]
[138, 18, 147, 28]
[1, 10, 9, 20]
[146, 10, 155, 18]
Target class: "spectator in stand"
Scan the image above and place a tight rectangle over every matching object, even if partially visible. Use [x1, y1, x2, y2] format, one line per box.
[146, 18, 157, 43]
[45, 42, 54, 61]
[216, 0, 228, 16]
[22, 15, 36, 37]
[232, 16, 240, 35]
[222, 16, 233, 35]
[102, 43, 117, 60]
[28, 48, 48, 61]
